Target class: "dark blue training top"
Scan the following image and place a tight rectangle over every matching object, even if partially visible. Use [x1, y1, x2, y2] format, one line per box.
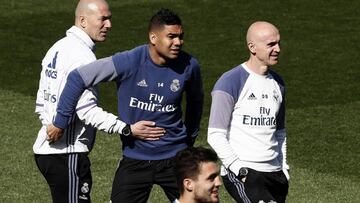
[54, 45, 204, 160]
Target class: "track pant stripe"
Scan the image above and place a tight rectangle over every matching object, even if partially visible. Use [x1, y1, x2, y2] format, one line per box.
[68, 154, 79, 203]
[227, 171, 251, 203]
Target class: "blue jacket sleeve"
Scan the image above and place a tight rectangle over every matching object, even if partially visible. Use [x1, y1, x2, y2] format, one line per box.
[54, 70, 86, 129]
[54, 57, 118, 129]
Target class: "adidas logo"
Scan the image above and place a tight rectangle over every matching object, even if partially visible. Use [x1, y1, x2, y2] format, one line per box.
[137, 79, 148, 87]
[248, 93, 257, 100]
[47, 51, 58, 69]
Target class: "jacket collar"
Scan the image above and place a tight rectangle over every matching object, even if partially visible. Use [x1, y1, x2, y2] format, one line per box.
[66, 26, 96, 51]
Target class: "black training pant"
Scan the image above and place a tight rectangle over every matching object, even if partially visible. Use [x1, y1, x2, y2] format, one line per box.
[222, 168, 288, 203]
[111, 156, 179, 203]
[35, 153, 92, 203]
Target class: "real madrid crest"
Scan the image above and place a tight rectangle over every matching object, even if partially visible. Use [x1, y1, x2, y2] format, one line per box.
[81, 182, 90, 194]
[273, 90, 280, 102]
[170, 79, 180, 92]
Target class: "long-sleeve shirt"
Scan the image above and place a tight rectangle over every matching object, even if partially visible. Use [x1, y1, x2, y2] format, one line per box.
[208, 63, 288, 175]
[53, 44, 204, 160]
[33, 26, 125, 154]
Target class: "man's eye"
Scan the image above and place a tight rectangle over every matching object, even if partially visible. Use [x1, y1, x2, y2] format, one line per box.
[268, 42, 278, 47]
[101, 16, 111, 21]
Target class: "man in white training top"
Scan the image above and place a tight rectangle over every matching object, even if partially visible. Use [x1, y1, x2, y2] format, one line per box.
[208, 21, 289, 203]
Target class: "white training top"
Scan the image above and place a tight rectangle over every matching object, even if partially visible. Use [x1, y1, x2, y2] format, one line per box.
[33, 26, 125, 154]
[208, 63, 289, 175]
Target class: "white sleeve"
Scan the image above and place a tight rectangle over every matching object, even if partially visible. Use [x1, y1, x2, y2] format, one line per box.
[208, 128, 243, 175]
[207, 90, 242, 176]
[75, 87, 126, 134]
[35, 67, 49, 126]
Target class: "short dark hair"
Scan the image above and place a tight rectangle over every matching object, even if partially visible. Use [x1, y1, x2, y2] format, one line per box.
[173, 147, 219, 194]
[148, 8, 182, 31]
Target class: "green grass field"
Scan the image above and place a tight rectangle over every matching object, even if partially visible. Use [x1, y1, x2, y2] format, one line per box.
[1, 0, 359, 202]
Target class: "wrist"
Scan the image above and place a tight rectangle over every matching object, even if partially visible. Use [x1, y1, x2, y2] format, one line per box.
[121, 124, 132, 136]
[53, 114, 70, 129]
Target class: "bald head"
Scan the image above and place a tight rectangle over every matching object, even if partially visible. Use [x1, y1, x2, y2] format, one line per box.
[74, 0, 112, 42]
[245, 21, 281, 72]
[75, 0, 109, 22]
[246, 21, 279, 44]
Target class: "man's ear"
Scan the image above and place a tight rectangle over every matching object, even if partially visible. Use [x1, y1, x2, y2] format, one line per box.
[149, 32, 157, 45]
[80, 16, 87, 28]
[248, 41, 256, 54]
[184, 178, 194, 192]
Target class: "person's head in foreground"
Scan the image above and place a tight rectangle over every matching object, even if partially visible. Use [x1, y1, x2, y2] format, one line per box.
[174, 147, 221, 203]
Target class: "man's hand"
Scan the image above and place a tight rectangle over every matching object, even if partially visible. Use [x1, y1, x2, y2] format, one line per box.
[130, 121, 165, 141]
[46, 124, 64, 144]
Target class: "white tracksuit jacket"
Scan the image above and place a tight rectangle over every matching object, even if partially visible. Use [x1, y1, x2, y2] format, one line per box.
[33, 26, 125, 154]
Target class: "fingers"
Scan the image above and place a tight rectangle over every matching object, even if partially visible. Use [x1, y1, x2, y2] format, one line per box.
[135, 128, 165, 140]
[133, 129, 165, 140]
[137, 135, 163, 141]
[142, 127, 166, 135]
